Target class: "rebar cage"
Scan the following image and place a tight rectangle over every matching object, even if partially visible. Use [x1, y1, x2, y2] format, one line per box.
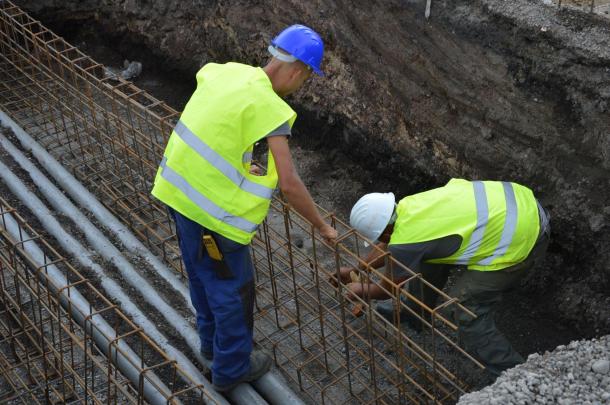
[0, 197, 218, 404]
[0, 1, 486, 403]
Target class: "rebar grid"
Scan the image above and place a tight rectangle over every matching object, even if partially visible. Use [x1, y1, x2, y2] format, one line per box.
[0, 197, 218, 404]
[251, 199, 484, 404]
[0, 0, 183, 277]
[557, 0, 598, 12]
[0, 1, 483, 403]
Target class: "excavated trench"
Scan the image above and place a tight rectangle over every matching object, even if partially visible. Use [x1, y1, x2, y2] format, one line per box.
[16, 0, 609, 384]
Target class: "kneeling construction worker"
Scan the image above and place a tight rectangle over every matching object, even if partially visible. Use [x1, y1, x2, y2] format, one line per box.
[151, 24, 337, 391]
[341, 178, 550, 376]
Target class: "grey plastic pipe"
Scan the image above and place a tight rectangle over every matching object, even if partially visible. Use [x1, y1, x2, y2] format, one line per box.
[0, 210, 180, 405]
[0, 110, 305, 405]
[0, 112, 267, 405]
[0, 156, 230, 405]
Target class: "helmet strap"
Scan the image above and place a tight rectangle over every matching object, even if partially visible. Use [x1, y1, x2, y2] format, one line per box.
[388, 205, 398, 225]
[268, 45, 298, 63]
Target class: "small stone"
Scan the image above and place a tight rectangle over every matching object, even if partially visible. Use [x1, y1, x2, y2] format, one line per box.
[592, 359, 610, 375]
[588, 214, 605, 232]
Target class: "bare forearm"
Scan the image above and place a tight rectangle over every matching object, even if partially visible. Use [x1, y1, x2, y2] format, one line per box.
[280, 176, 325, 230]
[358, 243, 388, 270]
[357, 282, 391, 300]
[268, 135, 335, 241]
[348, 275, 401, 301]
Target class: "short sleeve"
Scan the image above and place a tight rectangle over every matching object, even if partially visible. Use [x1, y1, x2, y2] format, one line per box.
[386, 235, 462, 279]
[266, 121, 291, 138]
[386, 244, 428, 279]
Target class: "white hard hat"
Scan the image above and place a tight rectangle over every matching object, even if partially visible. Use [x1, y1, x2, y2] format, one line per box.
[349, 192, 396, 244]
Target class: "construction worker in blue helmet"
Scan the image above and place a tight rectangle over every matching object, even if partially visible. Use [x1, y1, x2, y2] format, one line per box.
[151, 24, 337, 392]
[335, 179, 550, 377]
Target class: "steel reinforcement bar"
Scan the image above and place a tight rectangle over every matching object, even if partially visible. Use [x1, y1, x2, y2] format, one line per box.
[0, 1, 483, 403]
[0, 197, 218, 404]
[557, 0, 598, 12]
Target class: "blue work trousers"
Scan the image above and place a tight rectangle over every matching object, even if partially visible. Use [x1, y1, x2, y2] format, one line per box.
[170, 208, 255, 386]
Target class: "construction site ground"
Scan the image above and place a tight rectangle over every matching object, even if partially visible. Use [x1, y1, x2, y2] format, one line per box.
[61, 19, 589, 359]
[1, 0, 609, 404]
[0, 122, 480, 402]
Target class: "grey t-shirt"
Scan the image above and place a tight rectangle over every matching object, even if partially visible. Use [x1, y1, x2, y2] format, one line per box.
[386, 201, 549, 279]
[386, 235, 462, 279]
[266, 121, 291, 138]
[386, 201, 550, 278]
[243, 121, 291, 165]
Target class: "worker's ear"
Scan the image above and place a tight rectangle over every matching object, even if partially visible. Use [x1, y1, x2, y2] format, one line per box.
[288, 64, 303, 80]
[289, 62, 310, 80]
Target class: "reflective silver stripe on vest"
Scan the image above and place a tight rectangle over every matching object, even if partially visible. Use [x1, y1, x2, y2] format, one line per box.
[477, 182, 518, 266]
[159, 157, 258, 233]
[537, 200, 550, 236]
[174, 121, 274, 200]
[455, 181, 489, 264]
[242, 151, 253, 164]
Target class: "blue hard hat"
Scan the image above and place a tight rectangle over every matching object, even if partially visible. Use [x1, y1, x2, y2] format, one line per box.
[271, 24, 324, 76]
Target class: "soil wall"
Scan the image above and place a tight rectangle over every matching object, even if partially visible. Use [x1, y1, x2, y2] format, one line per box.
[16, 0, 610, 333]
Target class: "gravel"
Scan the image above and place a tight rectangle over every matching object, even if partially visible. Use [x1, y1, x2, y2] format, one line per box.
[458, 335, 610, 404]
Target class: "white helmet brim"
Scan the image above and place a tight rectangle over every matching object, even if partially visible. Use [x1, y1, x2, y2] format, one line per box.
[349, 192, 395, 245]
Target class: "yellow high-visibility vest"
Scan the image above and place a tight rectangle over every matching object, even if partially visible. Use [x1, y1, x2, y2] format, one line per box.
[389, 179, 540, 271]
[151, 62, 296, 244]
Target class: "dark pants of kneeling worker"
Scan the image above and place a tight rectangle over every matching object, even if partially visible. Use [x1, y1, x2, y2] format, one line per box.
[170, 208, 255, 386]
[409, 232, 550, 376]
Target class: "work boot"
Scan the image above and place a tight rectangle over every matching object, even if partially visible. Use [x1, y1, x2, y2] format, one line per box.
[376, 301, 423, 332]
[212, 350, 271, 392]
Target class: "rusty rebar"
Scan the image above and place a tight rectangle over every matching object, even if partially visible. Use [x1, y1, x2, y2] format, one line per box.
[557, 0, 597, 12]
[0, 1, 486, 403]
[0, 197, 217, 404]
